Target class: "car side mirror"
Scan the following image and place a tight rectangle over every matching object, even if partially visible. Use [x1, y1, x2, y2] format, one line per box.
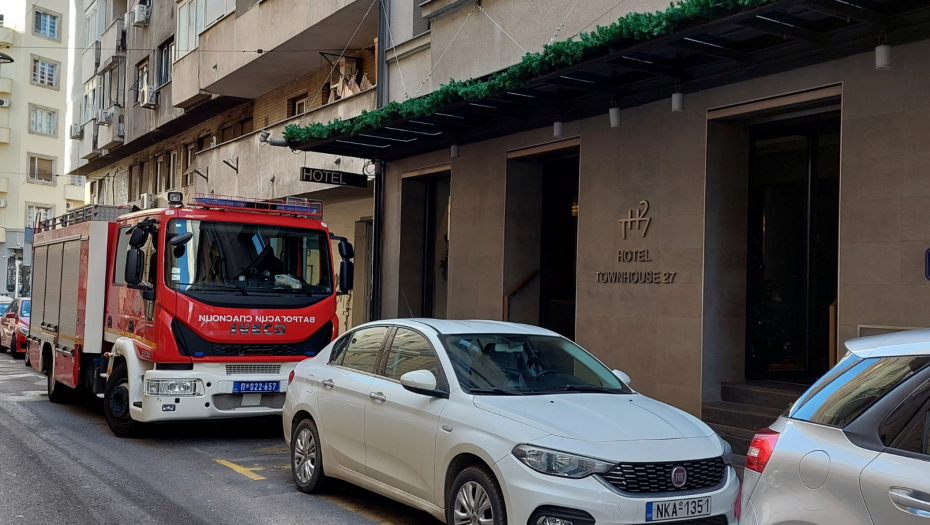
[124, 247, 144, 286]
[339, 259, 354, 294]
[400, 370, 447, 398]
[613, 369, 632, 385]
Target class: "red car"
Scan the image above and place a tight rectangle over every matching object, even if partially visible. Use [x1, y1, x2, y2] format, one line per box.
[0, 297, 30, 359]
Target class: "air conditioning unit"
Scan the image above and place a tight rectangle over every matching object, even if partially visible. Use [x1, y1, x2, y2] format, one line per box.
[0, 199, 7, 208]
[97, 109, 112, 125]
[0, 98, 10, 108]
[141, 193, 156, 209]
[70, 124, 83, 139]
[140, 85, 158, 109]
[65, 202, 74, 210]
[131, 4, 149, 27]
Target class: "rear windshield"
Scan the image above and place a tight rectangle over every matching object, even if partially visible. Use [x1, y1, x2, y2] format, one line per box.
[791, 355, 930, 428]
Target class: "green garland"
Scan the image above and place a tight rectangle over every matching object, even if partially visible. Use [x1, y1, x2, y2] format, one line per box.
[284, 0, 775, 145]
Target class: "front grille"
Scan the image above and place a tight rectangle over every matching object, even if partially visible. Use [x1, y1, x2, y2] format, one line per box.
[599, 457, 726, 494]
[212, 342, 304, 357]
[225, 364, 282, 375]
[173, 319, 333, 358]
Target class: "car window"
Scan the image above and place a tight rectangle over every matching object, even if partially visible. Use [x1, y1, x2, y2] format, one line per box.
[890, 402, 930, 457]
[791, 356, 930, 428]
[6, 299, 16, 314]
[20, 300, 30, 317]
[881, 379, 930, 447]
[382, 328, 442, 382]
[0, 303, 9, 315]
[338, 327, 388, 374]
[328, 334, 350, 365]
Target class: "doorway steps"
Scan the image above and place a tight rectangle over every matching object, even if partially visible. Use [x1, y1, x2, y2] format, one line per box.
[702, 381, 809, 478]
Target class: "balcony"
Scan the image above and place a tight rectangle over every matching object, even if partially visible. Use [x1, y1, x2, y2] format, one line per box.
[81, 41, 101, 84]
[99, 19, 124, 71]
[0, 127, 9, 144]
[79, 120, 101, 159]
[173, 0, 377, 106]
[194, 89, 375, 196]
[98, 106, 124, 150]
[64, 182, 86, 202]
[0, 78, 11, 94]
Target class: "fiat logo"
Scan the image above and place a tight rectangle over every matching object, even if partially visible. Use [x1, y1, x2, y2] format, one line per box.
[670, 466, 688, 488]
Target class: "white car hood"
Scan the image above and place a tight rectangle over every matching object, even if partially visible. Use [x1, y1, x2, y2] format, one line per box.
[473, 393, 714, 443]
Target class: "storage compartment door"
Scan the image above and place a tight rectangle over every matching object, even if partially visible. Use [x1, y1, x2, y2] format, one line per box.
[58, 240, 81, 343]
[29, 246, 48, 337]
[43, 243, 64, 332]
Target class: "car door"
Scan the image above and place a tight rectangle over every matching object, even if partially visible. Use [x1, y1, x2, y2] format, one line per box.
[861, 377, 930, 524]
[316, 326, 389, 474]
[364, 327, 449, 504]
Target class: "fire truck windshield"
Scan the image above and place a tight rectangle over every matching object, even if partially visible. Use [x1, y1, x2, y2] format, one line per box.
[166, 219, 333, 300]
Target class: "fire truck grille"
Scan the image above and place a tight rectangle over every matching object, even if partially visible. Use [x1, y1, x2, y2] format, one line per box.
[598, 457, 726, 494]
[173, 320, 333, 358]
[225, 364, 282, 375]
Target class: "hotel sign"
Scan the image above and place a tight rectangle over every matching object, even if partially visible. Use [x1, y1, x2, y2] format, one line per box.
[595, 199, 676, 284]
[300, 167, 368, 188]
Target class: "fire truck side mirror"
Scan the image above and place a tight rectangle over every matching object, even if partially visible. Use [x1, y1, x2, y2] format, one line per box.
[128, 228, 149, 248]
[125, 247, 145, 286]
[338, 239, 354, 259]
[339, 260, 354, 294]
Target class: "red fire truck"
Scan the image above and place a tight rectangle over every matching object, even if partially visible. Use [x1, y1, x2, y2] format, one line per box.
[27, 193, 353, 437]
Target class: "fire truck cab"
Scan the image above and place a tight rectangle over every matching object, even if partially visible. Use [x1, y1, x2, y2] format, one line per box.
[27, 193, 353, 437]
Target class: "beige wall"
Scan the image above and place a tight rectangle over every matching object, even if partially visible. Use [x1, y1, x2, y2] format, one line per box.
[381, 38, 930, 416]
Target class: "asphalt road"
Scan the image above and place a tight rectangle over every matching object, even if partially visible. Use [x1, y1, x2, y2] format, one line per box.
[0, 353, 443, 525]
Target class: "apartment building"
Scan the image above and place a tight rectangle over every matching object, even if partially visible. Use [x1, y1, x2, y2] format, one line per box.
[67, 0, 379, 331]
[291, 0, 930, 418]
[0, 1, 86, 298]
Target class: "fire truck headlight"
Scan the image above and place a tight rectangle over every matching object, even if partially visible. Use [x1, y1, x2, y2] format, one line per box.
[145, 379, 204, 396]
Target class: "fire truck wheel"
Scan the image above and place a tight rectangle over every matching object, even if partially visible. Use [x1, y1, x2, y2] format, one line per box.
[104, 363, 146, 438]
[291, 418, 327, 494]
[46, 359, 73, 404]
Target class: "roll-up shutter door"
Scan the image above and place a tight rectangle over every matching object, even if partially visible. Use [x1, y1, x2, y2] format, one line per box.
[58, 241, 81, 340]
[44, 243, 64, 330]
[30, 246, 48, 332]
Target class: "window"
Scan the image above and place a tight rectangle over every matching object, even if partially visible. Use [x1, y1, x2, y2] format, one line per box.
[220, 125, 233, 143]
[157, 39, 174, 85]
[135, 60, 149, 104]
[26, 205, 52, 228]
[176, 0, 201, 59]
[82, 78, 98, 123]
[29, 105, 58, 136]
[791, 356, 930, 428]
[382, 329, 442, 382]
[895, 409, 930, 456]
[335, 327, 388, 373]
[28, 155, 54, 183]
[183, 143, 196, 186]
[70, 175, 86, 186]
[240, 118, 253, 135]
[155, 156, 165, 193]
[129, 164, 142, 201]
[113, 226, 131, 285]
[169, 151, 178, 190]
[31, 57, 59, 88]
[34, 10, 60, 40]
[84, 4, 98, 48]
[288, 94, 308, 117]
[881, 379, 930, 450]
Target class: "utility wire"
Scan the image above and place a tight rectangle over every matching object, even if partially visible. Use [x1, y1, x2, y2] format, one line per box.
[570, 0, 629, 39]
[477, 4, 526, 54]
[412, 2, 478, 98]
[550, 0, 580, 45]
[379, 0, 408, 99]
[2, 44, 367, 53]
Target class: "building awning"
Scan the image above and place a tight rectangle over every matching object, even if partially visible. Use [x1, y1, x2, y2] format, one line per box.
[289, 0, 930, 161]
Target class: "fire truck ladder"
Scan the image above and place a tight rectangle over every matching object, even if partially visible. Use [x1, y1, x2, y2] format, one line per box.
[38, 204, 138, 232]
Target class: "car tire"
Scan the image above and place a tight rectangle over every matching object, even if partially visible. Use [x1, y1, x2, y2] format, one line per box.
[103, 362, 146, 438]
[46, 355, 73, 404]
[447, 465, 507, 525]
[291, 418, 326, 494]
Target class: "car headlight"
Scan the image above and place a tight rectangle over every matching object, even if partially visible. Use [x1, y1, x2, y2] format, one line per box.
[718, 435, 734, 467]
[144, 379, 204, 396]
[513, 445, 615, 479]
[18, 326, 28, 335]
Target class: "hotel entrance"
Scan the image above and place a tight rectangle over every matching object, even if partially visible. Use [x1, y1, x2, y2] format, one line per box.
[745, 115, 840, 381]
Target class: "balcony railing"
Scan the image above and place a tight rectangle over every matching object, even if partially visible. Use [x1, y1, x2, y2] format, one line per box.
[79, 120, 101, 160]
[81, 41, 101, 84]
[100, 19, 124, 71]
[98, 106, 125, 150]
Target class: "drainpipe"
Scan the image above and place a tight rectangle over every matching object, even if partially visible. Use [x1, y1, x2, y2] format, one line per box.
[368, 0, 389, 321]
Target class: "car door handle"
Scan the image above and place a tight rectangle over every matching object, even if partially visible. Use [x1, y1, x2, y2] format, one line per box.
[369, 392, 386, 403]
[321, 379, 335, 389]
[890, 488, 930, 516]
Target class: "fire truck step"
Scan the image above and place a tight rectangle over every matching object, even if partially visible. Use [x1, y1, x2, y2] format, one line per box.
[96, 393, 104, 399]
[99, 373, 109, 379]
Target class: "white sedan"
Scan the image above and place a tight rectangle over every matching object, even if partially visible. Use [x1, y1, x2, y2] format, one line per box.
[283, 319, 738, 525]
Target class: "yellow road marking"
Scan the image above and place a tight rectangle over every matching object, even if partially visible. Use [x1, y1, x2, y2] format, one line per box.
[214, 459, 266, 480]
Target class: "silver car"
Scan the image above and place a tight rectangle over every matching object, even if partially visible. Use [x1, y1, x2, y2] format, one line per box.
[740, 329, 930, 524]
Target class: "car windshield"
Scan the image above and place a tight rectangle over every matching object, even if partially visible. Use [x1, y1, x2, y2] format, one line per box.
[166, 219, 333, 295]
[442, 334, 631, 394]
[20, 300, 30, 317]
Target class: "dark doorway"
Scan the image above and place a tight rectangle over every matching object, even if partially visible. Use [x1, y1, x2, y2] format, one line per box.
[745, 114, 839, 381]
[399, 173, 450, 318]
[539, 157, 579, 339]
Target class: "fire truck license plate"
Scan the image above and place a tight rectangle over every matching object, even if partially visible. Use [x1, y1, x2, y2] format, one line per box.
[233, 381, 280, 393]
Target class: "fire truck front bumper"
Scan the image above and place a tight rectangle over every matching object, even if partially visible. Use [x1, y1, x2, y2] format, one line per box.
[136, 362, 299, 422]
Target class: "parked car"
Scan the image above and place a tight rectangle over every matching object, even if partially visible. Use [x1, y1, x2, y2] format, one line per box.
[0, 297, 29, 358]
[284, 319, 738, 525]
[741, 329, 930, 525]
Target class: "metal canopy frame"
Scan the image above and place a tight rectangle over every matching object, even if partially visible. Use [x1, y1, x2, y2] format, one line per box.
[291, 0, 930, 161]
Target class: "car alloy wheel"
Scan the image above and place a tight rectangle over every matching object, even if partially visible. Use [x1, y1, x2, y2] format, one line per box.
[454, 481, 494, 525]
[293, 427, 316, 484]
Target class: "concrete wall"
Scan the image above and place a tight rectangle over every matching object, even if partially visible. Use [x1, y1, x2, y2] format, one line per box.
[380, 38, 930, 416]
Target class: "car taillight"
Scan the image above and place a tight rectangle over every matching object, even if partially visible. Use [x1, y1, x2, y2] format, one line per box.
[288, 370, 295, 385]
[746, 428, 780, 474]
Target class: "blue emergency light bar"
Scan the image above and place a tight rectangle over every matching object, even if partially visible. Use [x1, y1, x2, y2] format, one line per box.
[192, 194, 323, 218]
